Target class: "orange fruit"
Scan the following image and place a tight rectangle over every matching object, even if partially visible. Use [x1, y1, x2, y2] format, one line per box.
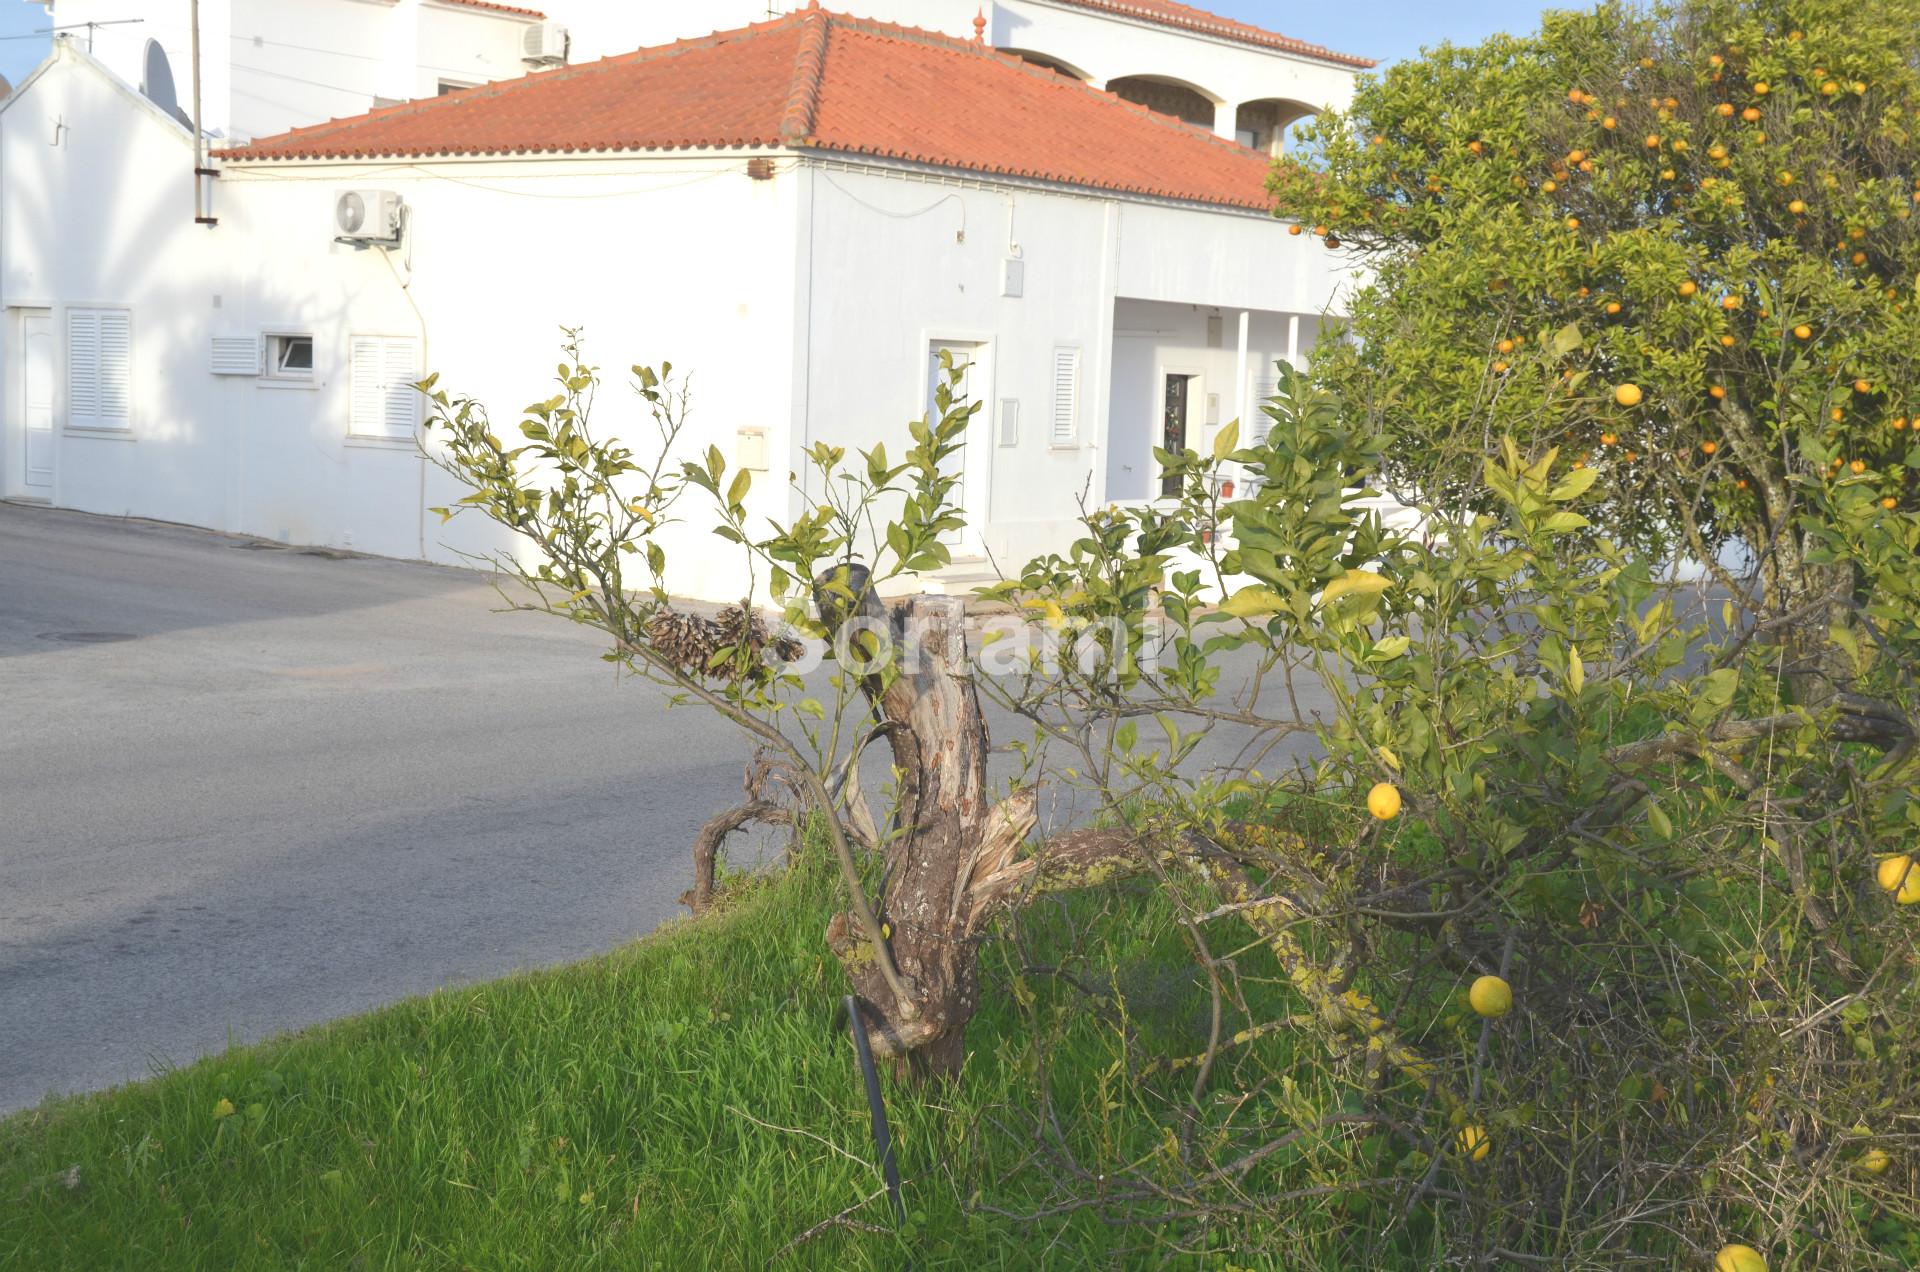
[1794, 324, 1813, 339]
[1883, 497, 1899, 509]
[1614, 383, 1644, 407]
[1702, 440, 1718, 454]
[1722, 295, 1742, 310]
[1788, 199, 1806, 214]
[1850, 459, 1867, 473]
[1710, 385, 1727, 399]
[1679, 281, 1699, 297]
[1601, 432, 1617, 445]
[1367, 783, 1402, 821]
[1717, 102, 1735, 117]
[1855, 380, 1872, 394]
[1602, 115, 1617, 129]
[1605, 301, 1622, 315]
[1742, 106, 1761, 122]
[1720, 335, 1738, 347]
[1753, 82, 1769, 94]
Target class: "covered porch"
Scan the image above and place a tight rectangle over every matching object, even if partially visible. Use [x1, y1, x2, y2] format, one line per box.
[1103, 298, 1330, 504]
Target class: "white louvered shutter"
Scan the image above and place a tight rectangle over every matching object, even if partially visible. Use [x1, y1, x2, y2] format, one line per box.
[210, 336, 261, 376]
[1049, 347, 1079, 446]
[350, 336, 420, 437]
[68, 309, 131, 429]
[1250, 374, 1280, 445]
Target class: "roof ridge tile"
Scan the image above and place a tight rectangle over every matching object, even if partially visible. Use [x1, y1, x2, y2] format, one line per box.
[778, 6, 831, 144]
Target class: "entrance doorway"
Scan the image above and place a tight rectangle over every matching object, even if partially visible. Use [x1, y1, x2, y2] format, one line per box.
[926, 339, 991, 554]
[17, 309, 54, 494]
[1161, 371, 1196, 497]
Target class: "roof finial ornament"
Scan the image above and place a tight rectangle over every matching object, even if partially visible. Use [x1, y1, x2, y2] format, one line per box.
[973, 8, 986, 43]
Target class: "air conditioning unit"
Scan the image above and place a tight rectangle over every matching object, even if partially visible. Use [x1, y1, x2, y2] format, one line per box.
[521, 22, 568, 65]
[334, 190, 404, 244]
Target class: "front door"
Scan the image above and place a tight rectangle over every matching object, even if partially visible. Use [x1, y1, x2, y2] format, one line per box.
[1161, 372, 1194, 497]
[22, 310, 54, 492]
[927, 340, 990, 554]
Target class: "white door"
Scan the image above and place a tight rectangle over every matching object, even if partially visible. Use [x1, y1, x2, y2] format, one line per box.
[926, 340, 990, 554]
[22, 311, 54, 491]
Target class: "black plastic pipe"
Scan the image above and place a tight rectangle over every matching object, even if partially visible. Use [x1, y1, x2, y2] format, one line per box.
[844, 995, 905, 1225]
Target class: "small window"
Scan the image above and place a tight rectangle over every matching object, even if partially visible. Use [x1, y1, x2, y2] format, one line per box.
[68, 308, 132, 430]
[437, 80, 477, 96]
[267, 334, 314, 380]
[350, 335, 421, 438]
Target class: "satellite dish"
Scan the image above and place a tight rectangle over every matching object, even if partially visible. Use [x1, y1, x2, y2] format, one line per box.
[141, 41, 191, 125]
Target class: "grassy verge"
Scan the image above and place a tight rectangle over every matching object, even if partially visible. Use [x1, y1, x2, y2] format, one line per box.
[3, 849, 1365, 1269]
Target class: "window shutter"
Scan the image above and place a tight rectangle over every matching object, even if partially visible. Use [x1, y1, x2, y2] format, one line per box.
[1250, 375, 1280, 444]
[382, 338, 420, 436]
[210, 336, 262, 376]
[68, 311, 101, 427]
[1049, 347, 1079, 446]
[68, 308, 131, 429]
[351, 336, 419, 437]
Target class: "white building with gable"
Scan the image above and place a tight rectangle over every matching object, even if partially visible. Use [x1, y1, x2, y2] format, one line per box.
[0, 2, 1369, 599]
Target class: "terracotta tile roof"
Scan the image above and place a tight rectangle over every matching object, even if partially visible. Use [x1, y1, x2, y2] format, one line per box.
[1044, 0, 1373, 69]
[434, 0, 545, 18]
[213, 8, 1281, 212]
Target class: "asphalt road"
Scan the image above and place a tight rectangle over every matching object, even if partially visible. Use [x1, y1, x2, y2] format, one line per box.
[0, 504, 802, 1112]
[0, 503, 1328, 1113]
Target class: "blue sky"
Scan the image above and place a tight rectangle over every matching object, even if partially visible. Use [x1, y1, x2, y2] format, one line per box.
[0, 1, 1551, 92]
[1211, 0, 1549, 68]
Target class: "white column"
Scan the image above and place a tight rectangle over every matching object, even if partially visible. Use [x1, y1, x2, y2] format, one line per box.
[1213, 99, 1238, 142]
[1286, 314, 1301, 371]
[1233, 310, 1250, 430]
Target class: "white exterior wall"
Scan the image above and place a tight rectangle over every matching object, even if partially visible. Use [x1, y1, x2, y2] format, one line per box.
[796, 163, 1350, 563]
[0, 50, 800, 601]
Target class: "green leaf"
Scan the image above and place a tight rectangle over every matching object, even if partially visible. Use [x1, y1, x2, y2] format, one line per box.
[1321, 569, 1391, 605]
[1567, 645, 1585, 694]
[1551, 322, 1583, 356]
[1211, 419, 1241, 460]
[1548, 466, 1598, 501]
[1220, 586, 1287, 618]
[1646, 800, 1674, 841]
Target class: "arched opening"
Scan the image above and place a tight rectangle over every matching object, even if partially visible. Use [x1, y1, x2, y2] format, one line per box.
[1235, 98, 1320, 157]
[1002, 48, 1093, 83]
[1105, 74, 1219, 129]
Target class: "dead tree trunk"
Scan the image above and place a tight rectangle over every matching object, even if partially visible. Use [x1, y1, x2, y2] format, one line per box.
[822, 591, 1034, 1082]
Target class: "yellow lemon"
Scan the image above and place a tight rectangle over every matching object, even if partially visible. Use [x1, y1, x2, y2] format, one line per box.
[1367, 782, 1402, 821]
[1715, 1245, 1767, 1272]
[1861, 1147, 1892, 1175]
[1876, 854, 1920, 904]
[1469, 975, 1513, 1017]
[1614, 383, 1644, 408]
[1456, 1125, 1491, 1162]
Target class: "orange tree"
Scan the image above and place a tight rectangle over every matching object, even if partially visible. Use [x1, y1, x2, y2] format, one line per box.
[1272, 0, 1920, 693]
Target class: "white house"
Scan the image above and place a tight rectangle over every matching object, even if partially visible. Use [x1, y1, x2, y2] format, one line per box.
[0, 7, 1365, 600]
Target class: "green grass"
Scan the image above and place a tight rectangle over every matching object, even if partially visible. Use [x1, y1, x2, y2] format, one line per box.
[0, 852, 1366, 1269]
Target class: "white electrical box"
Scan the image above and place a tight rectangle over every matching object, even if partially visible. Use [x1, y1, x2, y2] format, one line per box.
[998, 398, 1019, 447]
[1000, 258, 1024, 298]
[736, 427, 769, 472]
